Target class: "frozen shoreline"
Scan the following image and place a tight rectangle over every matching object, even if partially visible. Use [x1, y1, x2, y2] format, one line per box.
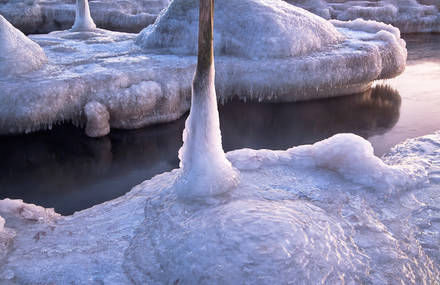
[1, 131, 439, 284]
[0, 12, 407, 136]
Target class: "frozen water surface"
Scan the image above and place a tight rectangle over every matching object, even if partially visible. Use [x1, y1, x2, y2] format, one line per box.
[0, 131, 439, 284]
[0, 1, 407, 137]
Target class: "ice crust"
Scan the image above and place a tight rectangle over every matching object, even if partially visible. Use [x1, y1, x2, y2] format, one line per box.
[0, 14, 47, 76]
[287, 0, 440, 33]
[136, 0, 344, 58]
[1, 132, 440, 284]
[0, 3, 406, 137]
[0, 0, 170, 34]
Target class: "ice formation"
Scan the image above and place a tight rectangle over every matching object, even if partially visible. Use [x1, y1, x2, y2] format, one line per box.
[0, 0, 407, 137]
[173, 0, 238, 198]
[0, 14, 47, 76]
[0, 0, 170, 34]
[84, 101, 110, 137]
[71, 0, 96, 32]
[1, 132, 439, 284]
[137, 0, 344, 58]
[287, 0, 440, 33]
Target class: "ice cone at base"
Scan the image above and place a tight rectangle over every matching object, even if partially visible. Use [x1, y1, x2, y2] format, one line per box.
[71, 0, 96, 32]
[174, 0, 239, 198]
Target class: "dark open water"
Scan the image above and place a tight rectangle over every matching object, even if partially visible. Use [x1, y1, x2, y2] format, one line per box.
[1, 34, 439, 215]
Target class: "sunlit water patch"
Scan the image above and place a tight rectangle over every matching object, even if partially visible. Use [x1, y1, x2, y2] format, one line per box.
[0, 34, 439, 215]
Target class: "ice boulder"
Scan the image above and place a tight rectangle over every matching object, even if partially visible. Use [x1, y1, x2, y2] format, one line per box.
[0, 15, 47, 76]
[286, 0, 440, 33]
[137, 0, 344, 58]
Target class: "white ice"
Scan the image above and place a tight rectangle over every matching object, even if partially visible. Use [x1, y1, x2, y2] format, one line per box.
[0, 0, 170, 34]
[287, 0, 440, 33]
[0, 14, 47, 76]
[1, 132, 439, 284]
[71, 0, 96, 32]
[0, 0, 407, 137]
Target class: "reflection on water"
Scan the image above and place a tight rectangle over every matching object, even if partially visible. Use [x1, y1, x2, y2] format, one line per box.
[368, 34, 440, 155]
[0, 84, 401, 214]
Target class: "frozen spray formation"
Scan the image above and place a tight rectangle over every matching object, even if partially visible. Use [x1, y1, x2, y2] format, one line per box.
[1, 132, 440, 283]
[71, 0, 96, 32]
[0, 15, 47, 76]
[287, 0, 440, 33]
[0, 0, 407, 137]
[174, 0, 238, 198]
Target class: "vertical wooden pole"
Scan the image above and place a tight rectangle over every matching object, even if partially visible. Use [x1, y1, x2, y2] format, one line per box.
[196, 0, 214, 77]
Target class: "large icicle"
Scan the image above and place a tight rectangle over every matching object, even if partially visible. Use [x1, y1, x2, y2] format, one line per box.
[174, 0, 239, 198]
[71, 0, 96, 32]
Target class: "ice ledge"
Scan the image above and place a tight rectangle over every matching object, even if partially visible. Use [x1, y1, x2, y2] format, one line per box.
[0, 18, 406, 137]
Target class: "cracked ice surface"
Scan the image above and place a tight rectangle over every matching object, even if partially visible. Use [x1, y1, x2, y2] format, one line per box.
[287, 0, 440, 33]
[0, 1, 407, 136]
[1, 132, 440, 284]
[0, 0, 170, 34]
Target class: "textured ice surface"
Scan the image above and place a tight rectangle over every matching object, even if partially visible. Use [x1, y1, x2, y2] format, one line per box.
[287, 0, 440, 33]
[0, 2, 406, 136]
[137, 0, 344, 58]
[174, 64, 239, 198]
[1, 132, 440, 284]
[0, 15, 47, 76]
[0, 0, 169, 34]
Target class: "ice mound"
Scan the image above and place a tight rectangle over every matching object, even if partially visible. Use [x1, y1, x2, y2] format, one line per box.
[0, 0, 170, 34]
[287, 0, 440, 33]
[0, 1, 407, 137]
[137, 0, 344, 58]
[0, 15, 47, 76]
[0, 133, 439, 283]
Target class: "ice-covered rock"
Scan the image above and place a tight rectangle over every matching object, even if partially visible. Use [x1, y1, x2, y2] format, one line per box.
[0, 0, 170, 34]
[137, 0, 344, 58]
[0, 15, 47, 76]
[0, 0, 407, 136]
[84, 101, 110, 137]
[287, 0, 440, 33]
[1, 132, 440, 284]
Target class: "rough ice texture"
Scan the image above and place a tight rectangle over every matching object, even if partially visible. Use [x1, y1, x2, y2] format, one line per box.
[84, 101, 110, 137]
[71, 0, 96, 32]
[287, 0, 440, 33]
[174, 65, 239, 198]
[0, 2, 407, 136]
[0, 0, 169, 34]
[0, 15, 47, 76]
[1, 132, 440, 284]
[137, 0, 344, 58]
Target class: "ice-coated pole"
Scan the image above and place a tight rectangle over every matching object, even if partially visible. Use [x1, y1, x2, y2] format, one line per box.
[71, 0, 96, 31]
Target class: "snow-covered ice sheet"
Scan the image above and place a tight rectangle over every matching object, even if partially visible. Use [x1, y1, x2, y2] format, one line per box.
[0, 0, 169, 34]
[1, 131, 439, 284]
[287, 0, 440, 33]
[0, 0, 407, 136]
